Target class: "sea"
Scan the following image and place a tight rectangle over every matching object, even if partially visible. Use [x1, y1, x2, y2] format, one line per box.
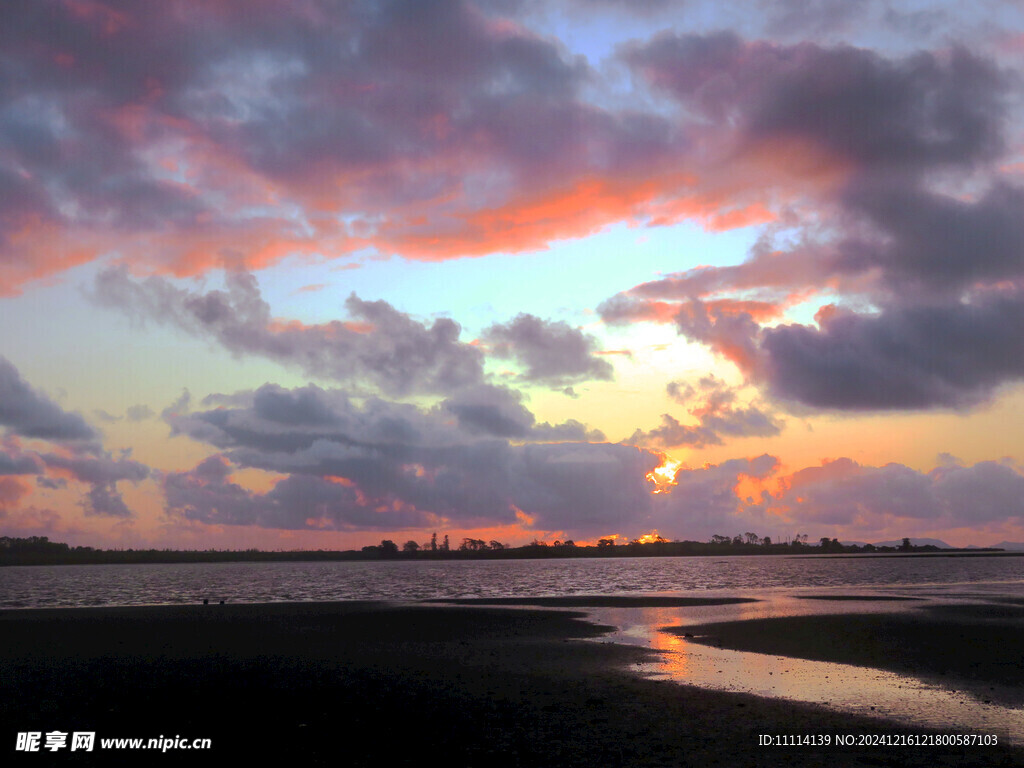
[1, 552, 1021, 609]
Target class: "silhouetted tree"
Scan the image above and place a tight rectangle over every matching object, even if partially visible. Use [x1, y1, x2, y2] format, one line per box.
[402, 540, 420, 553]
[379, 540, 399, 556]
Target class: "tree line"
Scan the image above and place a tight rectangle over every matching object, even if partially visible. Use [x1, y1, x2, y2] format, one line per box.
[0, 533, 985, 566]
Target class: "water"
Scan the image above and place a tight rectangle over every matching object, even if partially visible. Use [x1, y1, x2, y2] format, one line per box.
[582, 587, 1024, 746]
[3, 554, 1022, 744]
[1, 553, 1021, 608]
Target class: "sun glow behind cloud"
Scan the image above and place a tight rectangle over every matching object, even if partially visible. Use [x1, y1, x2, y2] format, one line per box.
[647, 455, 682, 494]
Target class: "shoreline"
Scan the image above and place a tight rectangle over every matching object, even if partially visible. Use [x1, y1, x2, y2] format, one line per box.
[671, 602, 1024, 706]
[3, 599, 1022, 766]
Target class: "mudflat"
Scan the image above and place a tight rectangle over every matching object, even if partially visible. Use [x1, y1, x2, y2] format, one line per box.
[2, 601, 1021, 767]
[670, 602, 1024, 706]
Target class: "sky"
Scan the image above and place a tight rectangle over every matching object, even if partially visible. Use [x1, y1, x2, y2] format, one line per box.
[2, 0, 1024, 550]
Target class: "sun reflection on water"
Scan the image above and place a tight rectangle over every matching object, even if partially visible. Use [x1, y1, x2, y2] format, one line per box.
[582, 592, 1024, 747]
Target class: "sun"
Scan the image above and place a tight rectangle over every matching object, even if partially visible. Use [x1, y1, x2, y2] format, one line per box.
[646, 454, 681, 494]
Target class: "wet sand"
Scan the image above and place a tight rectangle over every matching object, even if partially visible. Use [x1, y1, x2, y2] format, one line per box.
[3, 601, 1021, 766]
[428, 595, 760, 608]
[671, 602, 1024, 706]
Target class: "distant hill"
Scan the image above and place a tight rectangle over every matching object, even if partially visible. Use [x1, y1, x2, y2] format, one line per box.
[873, 538, 952, 549]
[991, 541, 1024, 551]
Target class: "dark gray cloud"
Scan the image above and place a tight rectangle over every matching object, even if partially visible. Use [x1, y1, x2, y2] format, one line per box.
[161, 382, 645, 535]
[0, 361, 143, 515]
[82, 482, 134, 518]
[482, 313, 614, 386]
[622, 290, 1024, 411]
[835, 180, 1024, 297]
[164, 455, 436, 531]
[165, 440, 654, 535]
[760, 291, 1024, 409]
[759, 0, 871, 38]
[625, 32, 1006, 172]
[42, 451, 150, 518]
[42, 452, 150, 486]
[0, 356, 97, 441]
[441, 384, 606, 441]
[0, 446, 43, 476]
[93, 267, 485, 397]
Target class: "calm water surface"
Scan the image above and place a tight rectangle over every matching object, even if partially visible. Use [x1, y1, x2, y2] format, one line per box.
[1, 553, 1021, 608]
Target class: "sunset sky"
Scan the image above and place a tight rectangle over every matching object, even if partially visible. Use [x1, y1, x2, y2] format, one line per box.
[3, 0, 1024, 550]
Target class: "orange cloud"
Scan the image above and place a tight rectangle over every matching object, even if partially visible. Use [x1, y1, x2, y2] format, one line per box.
[0, 477, 31, 509]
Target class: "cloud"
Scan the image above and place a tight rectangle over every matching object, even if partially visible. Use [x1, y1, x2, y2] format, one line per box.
[764, 457, 1024, 527]
[609, 289, 1024, 411]
[604, 33, 1024, 412]
[160, 381, 643, 535]
[0, 477, 31, 513]
[0, 360, 146, 517]
[441, 384, 606, 440]
[42, 452, 150, 486]
[81, 481, 134, 518]
[125, 404, 155, 421]
[834, 179, 1024, 297]
[0, 357, 97, 441]
[631, 377, 783, 448]
[625, 32, 1006, 172]
[2, 0, 733, 294]
[164, 455, 435, 531]
[482, 313, 615, 386]
[759, 0, 872, 38]
[42, 451, 149, 518]
[760, 290, 1024, 409]
[634, 408, 781, 449]
[0, 444, 43, 476]
[644, 452, 1024, 541]
[94, 267, 485, 397]
[654, 454, 779, 538]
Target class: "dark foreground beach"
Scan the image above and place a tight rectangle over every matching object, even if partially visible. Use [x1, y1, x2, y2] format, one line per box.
[3, 599, 1021, 767]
